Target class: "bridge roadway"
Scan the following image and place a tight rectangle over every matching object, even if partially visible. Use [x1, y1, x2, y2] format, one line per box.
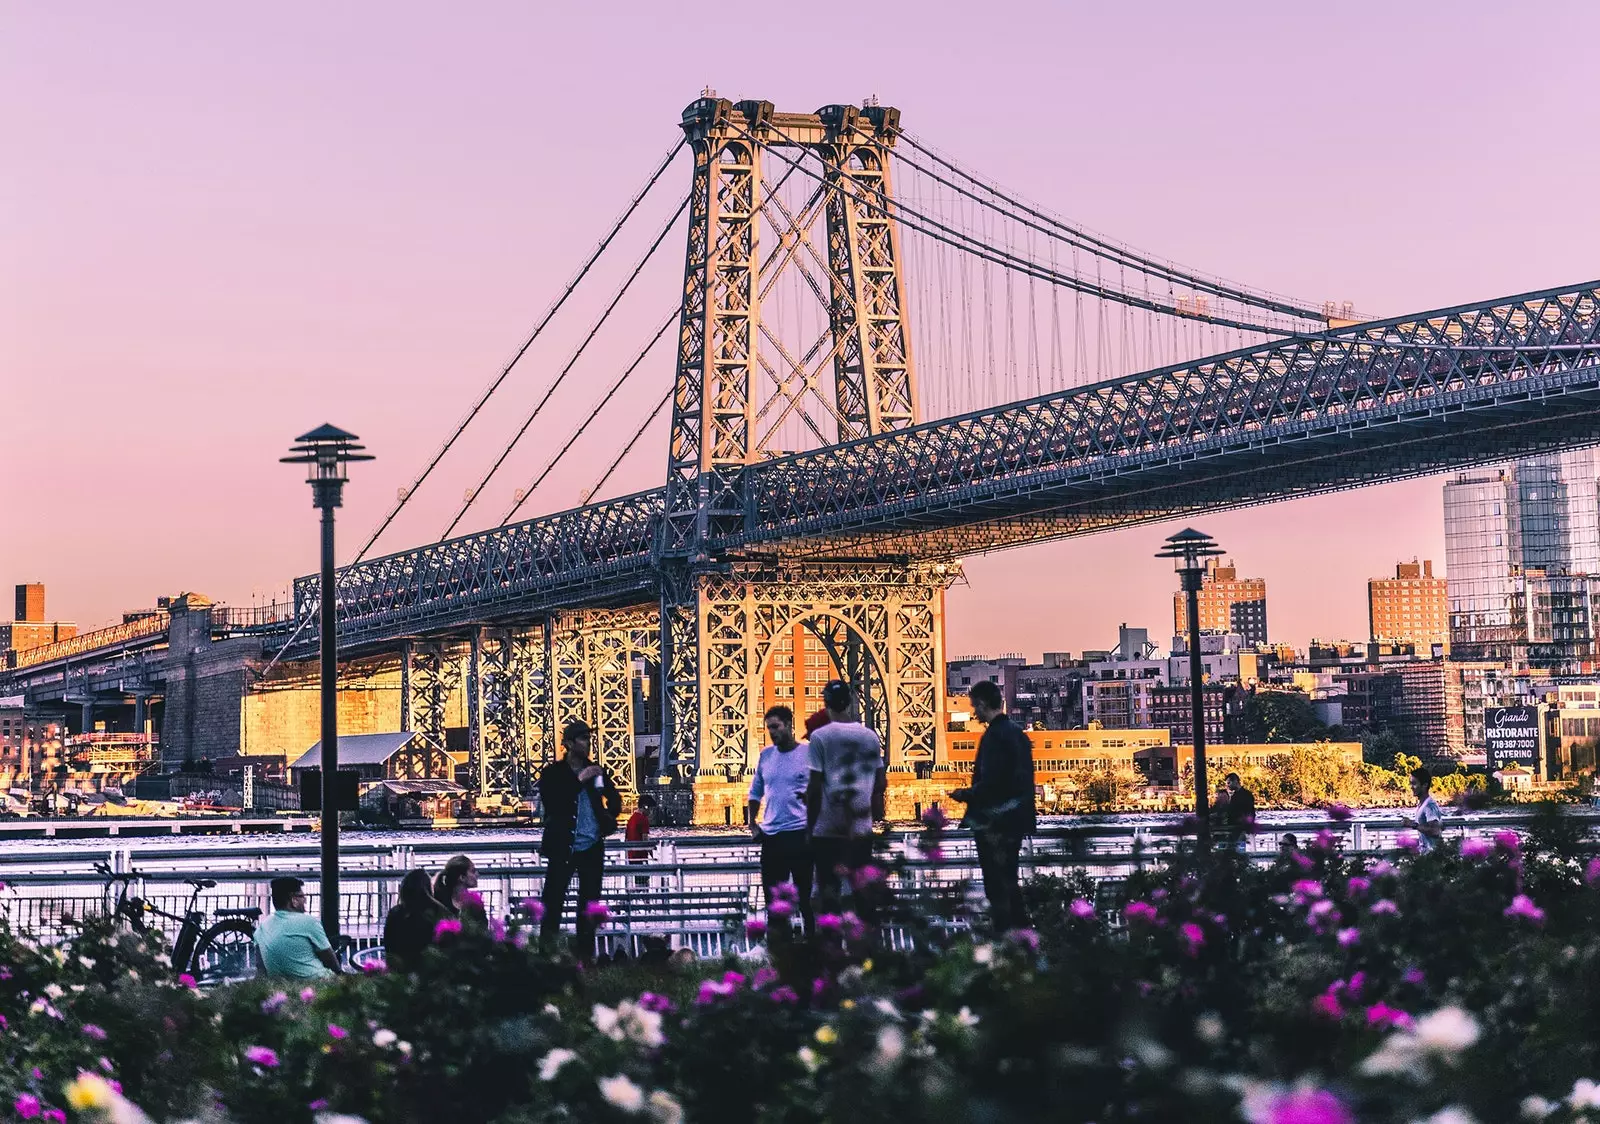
[291, 282, 1600, 656]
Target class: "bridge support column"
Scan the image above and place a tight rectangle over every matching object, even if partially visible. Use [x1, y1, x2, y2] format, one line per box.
[473, 624, 552, 797]
[398, 641, 458, 780]
[547, 608, 659, 798]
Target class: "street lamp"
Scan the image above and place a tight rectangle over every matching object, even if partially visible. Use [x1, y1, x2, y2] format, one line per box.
[1156, 527, 1225, 844]
[282, 424, 373, 940]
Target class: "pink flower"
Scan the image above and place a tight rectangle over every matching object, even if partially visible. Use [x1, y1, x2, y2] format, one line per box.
[921, 844, 945, 862]
[851, 865, 885, 890]
[1292, 880, 1324, 899]
[1336, 928, 1361, 948]
[770, 881, 799, 904]
[1396, 832, 1421, 853]
[43, 1112, 65, 1124]
[1124, 901, 1159, 926]
[1326, 803, 1353, 823]
[1494, 830, 1522, 853]
[1312, 829, 1338, 851]
[261, 991, 288, 1013]
[244, 1045, 280, 1068]
[753, 967, 779, 989]
[299, 987, 316, 1002]
[1311, 993, 1343, 1019]
[308, 1100, 328, 1112]
[1267, 1087, 1354, 1124]
[178, 973, 197, 989]
[695, 979, 736, 1005]
[815, 913, 844, 933]
[840, 911, 868, 941]
[82, 1023, 107, 1040]
[462, 890, 485, 909]
[1347, 971, 1367, 997]
[434, 918, 463, 941]
[1179, 922, 1205, 956]
[1368, 899, 1399, 917]
[1460, 838, 1493, 860]
[722, 970, 747, 988]
[1290, 850, 1315, 871]
[327, 1023, 348, 1040]
[1366, 1003, 1413, 1031]
[520, 897, 546, 922]
[1345, 876, 1370, 898]
[583, 901, 610, 924]
[14, 1094, 41, 1120]
[360, 957, 389, 974]
[811, 976, 829, 1000]
[488, 918, 507, 943]
[1504, 894, 1545, 925]
[745, 916, 769, 940]
[1402, 966, 1426, 986]
[637, 991, 675, 1014]
[1586, 857, 1600, 886]
[768, 898, 794, 918]
[770, 986, 799, 1004]
[1307, 900, 1341, 932]
[1008, 928, 1041, 953]
[1069, 898, 1096, 919]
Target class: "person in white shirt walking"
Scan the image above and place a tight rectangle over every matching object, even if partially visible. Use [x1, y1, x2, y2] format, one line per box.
[805, 680, 886, 910]
[747, 705, 815, 934]
[1401, 767, 1445, 853]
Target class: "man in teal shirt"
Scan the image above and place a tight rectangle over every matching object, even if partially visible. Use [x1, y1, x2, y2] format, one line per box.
[255, 877, 341, 980]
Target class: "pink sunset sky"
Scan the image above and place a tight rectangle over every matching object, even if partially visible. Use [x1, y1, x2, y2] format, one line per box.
[6, 1, 1599, 657]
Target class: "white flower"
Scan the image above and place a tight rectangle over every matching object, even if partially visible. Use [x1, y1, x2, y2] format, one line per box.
[45, 983, 64, 999]
[1520, 1095, 1556, 1120]
[593, 1001, 664, 1049]
[873, 998, 901, 1021]
[797, 1046, 820, 1073]
[599, 1074, 645, 1113]
[646, 1090, 683, 1124]
[538, 1048, 577, 1081]
[372, 1028, 397, 1049]
[593, 1004, 623, 1040]
[312, 1116, 369, 1124]
[1414, 1008, 1480, 1055]
[397, 1040, 412, 1056]
[543, 1003, 561, 1020]
[1195, 1012, 1224, 1045]
[972, 943, 994, 965]
[872, 1025, 905, 1071]
[78, 956, 96, 970]
[154, 953, 172, 968]
[955, 1006, 980, 1029]
[1410, 1109, 1477, 1124]
[1571, 1078, 1600, 1109]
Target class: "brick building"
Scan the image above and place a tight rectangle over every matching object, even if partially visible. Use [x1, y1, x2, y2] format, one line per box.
[1369, 560, 1450, 650]
[1173, 560, 1268, 646]
[0, 583, 77, 658]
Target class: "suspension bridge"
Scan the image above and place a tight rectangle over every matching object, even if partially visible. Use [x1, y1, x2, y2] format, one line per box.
[10, 96, 1600, 821]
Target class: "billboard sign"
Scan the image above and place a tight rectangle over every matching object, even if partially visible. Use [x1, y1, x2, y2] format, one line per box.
[1485, 705, 1540, 772]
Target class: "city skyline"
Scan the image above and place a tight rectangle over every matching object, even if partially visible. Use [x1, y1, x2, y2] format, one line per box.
[8, 2, 1599, 657]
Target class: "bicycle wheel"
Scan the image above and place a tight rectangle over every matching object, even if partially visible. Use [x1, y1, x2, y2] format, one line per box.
[189, 918, 259, 985]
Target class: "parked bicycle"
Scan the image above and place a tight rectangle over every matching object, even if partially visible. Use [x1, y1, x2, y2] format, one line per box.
[93, 861, 261, 983]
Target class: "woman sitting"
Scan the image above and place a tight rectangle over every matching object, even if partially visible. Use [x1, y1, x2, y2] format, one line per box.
[382, 869, 445, 971]
[432, 854, 487, 923]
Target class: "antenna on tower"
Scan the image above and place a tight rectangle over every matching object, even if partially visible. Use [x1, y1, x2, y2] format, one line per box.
[701, 85, 717, 98]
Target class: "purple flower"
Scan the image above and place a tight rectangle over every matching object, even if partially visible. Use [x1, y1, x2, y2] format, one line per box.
[1326, 803, 1353, 823]
[1402, 966, 1426, 986]
[1008, 928, 1041, 953]
[1069, 898, 1096, 919]
[1396, 832, 1422, 853]
[745, 916, 769, 940]
[82, 1023, 107, 1040]
[840, 911, 867, 941]
[583, 900, 611, 924]
[637, 991, 675, 1014]
[815, 913, 844, 933]
[1345, 876, 1370, 898]
[722, 970, 747, 989]
[1124, 901, 1159, 926]
[520, 897, 546, 922]
[1336, 928, 1361, 948]
[1494, 830, 1522, 853]
[14, 1094, 41, 1120]
[1266, 1087, 1354, 1124]
[43, 1112, 65, 1124]
[1179, 922, 1205, 956]
[327, 1023, 348, 1040]
[1365, 1003, 1413, 1031]
[1292, 879, 1324, 899]
[1312, 829, 1338, 851]
[360, 957, 389, 974]
[1369, 860, 1397, 878]
[462, 890, 484, 910]
[768, 898, 795, 918]
[770, 881, 799, 904]
[1347, 971, 1367, 998]
[261, 991, 288, 1014]
[1311, 993, 1343, 1020]
[308, 1100, 329, 1112]
[769, 986, 799, 1004]
[434, 918, 463, 941]
[244, 1045, 280, 1068]
[299, 987, 316, 1002]
[1504, 894, 1545, 925]
[695, 979, 736, 1006]
[1460, 837, 1493, 860]
[752, 967, 779, 989]
[811, 976, 829, 1000]
[1587, 857, 1600, 887]
[1307, 900, 1341, 932]
[178, 973, 197, 989]
[1369, 899, 1399, 917]
[488, 918, 506, 943]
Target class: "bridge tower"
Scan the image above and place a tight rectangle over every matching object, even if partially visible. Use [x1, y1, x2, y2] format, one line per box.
[656, 97, 952, 809]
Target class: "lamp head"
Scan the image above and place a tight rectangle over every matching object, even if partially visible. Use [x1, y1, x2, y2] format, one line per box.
[1155, 527, 1225, 575]
[282, 424, 374, 507]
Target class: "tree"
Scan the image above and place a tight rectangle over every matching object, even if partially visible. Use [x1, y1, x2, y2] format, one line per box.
[1362, 729, 1405, 767]
[1239, 690, 1329, 744]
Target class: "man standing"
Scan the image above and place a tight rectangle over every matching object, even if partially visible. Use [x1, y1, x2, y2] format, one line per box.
[537, 720, 622, 958]
[748, 705, 815, 933]
[625, 794, 656, 890]
[1223, 772, 1256, 852]
[949, 679, 1036, 933]
[1401, 767, 1444, 853]
[254, 876, 341, 981]
[805, 680, 885, 907]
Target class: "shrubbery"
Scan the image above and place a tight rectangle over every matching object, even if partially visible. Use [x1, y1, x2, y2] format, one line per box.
[8, 810, 1600, 1122]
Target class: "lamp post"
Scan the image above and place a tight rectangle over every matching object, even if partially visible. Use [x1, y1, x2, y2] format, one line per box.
[1157, 528, 1225, 844]
[282, 424, 372, 940]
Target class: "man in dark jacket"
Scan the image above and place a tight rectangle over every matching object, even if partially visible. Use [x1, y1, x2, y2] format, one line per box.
[537, 720, 621, 958]
[949, 679, 1036, 933]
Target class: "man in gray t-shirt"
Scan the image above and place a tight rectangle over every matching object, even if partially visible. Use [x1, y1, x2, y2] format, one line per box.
[806, 680, 885, 909]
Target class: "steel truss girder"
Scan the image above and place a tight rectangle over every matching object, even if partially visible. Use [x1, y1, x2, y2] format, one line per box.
[736, 283, 1600, 552]
[692, 561, 954, 773]
[548, 606, 660, 797]
[472, 626, 548, 796]
[398, 640, 459, 780]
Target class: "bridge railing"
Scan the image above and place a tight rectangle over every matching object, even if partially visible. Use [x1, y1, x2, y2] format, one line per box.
[7, 614, 171, 671]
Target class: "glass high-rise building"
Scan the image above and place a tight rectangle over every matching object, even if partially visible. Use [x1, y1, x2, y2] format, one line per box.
[1444, 449, 1600, 667]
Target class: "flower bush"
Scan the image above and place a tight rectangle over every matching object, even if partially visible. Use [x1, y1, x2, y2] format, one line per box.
[10, 807, 1600, 1122]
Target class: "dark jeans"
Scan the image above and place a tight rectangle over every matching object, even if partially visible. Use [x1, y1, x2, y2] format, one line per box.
[975, 829, 1030, 933]
[811, 835, 873, 913]
[541, 843, 604, 957]
[759, 829, 816, 933]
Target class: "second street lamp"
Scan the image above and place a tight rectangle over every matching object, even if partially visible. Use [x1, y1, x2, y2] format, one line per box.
[282, 424, 373, 941]
[1156, 527, 1226, 845]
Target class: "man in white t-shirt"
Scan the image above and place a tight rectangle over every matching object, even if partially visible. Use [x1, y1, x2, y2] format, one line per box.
[747, 705, 815, 933]
[805, 680, 885, 909]
[1401, 767, 1445, 854]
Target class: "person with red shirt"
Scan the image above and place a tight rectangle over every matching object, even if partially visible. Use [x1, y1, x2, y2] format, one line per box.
[625, 794, 656, 889]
